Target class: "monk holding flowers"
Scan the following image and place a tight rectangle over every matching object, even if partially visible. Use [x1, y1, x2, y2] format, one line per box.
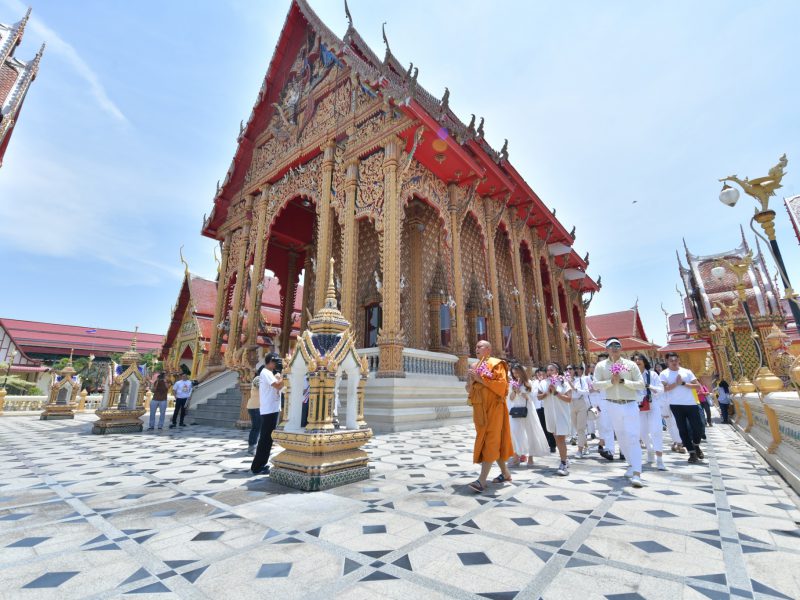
[466, 340, 514, 493]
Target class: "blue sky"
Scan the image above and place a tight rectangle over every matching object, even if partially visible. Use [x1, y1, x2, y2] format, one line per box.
[1, 0, 799, 345]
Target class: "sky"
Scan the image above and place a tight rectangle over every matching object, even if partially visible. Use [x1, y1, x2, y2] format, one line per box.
[1, 0, 799, 345]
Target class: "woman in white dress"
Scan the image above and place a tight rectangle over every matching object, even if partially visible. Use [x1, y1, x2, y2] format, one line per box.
[507, 364, 549, 467]
[537, 362, 573, 476]
[633, 354, 666, 470]
[656, 361, 684, 453]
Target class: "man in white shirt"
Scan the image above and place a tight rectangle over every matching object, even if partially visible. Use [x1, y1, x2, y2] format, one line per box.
[593, 338, 645, 488]
[169, 373, 193, 429]
[659, 352, 705, 464]
[590, 354, 615, 461]
[250, 353, 285, 475]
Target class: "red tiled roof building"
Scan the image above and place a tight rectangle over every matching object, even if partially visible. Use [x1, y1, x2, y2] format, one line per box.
[585, 306, 658, 357]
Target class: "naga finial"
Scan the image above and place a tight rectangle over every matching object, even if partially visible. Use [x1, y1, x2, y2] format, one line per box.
[406, 62, 413, 77]
[569, 226, 576, 239]
[477, 117, 485, 138]
[467, 114, 476, 135]
[719, 153, 788, 212]
[500, 139, 509, 161]
[179, 245, 190, 278]
[441, 87, 450, 112]
[382, 22, 391, 56]
[344, 0, 353, 27]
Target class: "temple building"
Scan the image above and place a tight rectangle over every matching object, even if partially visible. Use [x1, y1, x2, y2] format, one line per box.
[661, 233, 799, 384]
[160, 269, 302, 377]
[585, 305, 658, 359]
[196, 0, 598, 430]
[787, 194, 800, 245]
[0, 8, 43, 169]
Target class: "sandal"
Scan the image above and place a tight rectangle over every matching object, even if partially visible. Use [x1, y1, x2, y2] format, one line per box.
[492, 473, 512, 484]
[468, 480, 485, 493]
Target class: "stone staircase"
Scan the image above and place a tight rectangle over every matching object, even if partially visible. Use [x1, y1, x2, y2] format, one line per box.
[187, 369, 242, 428]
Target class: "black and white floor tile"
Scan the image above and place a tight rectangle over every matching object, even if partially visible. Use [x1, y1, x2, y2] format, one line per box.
[0, 413, 798, 599]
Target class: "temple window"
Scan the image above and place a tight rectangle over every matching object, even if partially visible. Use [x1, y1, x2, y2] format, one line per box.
[364, 304, 382, 348]
[476, 316, 488, 342]
[439, 304, 451, 348]
[502, 325, 513, 355]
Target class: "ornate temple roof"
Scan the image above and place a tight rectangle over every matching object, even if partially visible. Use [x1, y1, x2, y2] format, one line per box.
[160, 272, 304, 357]
[786, 194, 800, 246]
[0, 8, 43, 168]
[202, 0, 597, 293]
[678, 231, 780, 322]
[585, 307, 658, 353]
[658, 298, 711, 354]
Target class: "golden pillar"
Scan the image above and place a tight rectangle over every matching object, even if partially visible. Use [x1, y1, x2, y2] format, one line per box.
[227, 195, 254, 356]
[530, 241, 550, 362]
[483, 201, 503, 355]
[578, 298, 591, 364]
[280, 250, 299, 355]
[340, 158, 360, 325]
[208, 232, 232, 366]
[377, 136, 405, 377]
[447, 184, 469, 376]
[564, 291, 579, 364]
[409, 217, 425, 348]
[509, 225, 532, 364]
[548, 260, 567, 365]
[313, 140, 337, 312]
[245, 187, 270, 352]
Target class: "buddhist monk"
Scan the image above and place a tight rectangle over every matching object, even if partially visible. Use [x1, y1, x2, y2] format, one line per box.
[466, 340, 514, 492]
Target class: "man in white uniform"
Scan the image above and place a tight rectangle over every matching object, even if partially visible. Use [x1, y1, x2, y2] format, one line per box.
[593, 338, 645, 487]
[250, 353, 284, 475]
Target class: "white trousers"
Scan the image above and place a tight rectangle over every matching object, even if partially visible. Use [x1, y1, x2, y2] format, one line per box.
[598, 398, 615, 452]
[570, 396, 589, 449]
[661, 401, 681, 445]
[638, 400, 664, 455]
[606, 400, 642, 473]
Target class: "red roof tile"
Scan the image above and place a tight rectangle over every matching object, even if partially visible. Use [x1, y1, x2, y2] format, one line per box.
[0, 318, 162, 358]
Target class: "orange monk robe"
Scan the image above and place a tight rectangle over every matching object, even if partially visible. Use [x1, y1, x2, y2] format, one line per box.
[468, 357, 514, 464]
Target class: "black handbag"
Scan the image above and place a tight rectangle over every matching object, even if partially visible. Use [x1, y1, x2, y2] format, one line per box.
[509, 405, 528, 418]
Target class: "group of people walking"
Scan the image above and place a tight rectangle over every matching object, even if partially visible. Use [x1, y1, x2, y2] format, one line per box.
[466, 337, 724, 492]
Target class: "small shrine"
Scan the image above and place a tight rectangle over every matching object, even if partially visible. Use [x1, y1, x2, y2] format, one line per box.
[271, 258, 372, 491]
[40, 351, 79, 420]
[92, 331, 147, 434]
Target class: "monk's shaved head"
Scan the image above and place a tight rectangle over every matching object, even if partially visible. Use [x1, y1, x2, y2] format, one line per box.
[475, 340, 492, 358]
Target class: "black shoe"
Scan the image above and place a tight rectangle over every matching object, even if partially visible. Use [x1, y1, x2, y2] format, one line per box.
[708, 423, 713, 427]
[590, 433, 596, 440]
[251, 465, 270, 475]
[147, 427, 154, 431]
[169, 424, 176, 429]
[179, 423, 186, 427]
[701, 435, 707, 440]
[600, 449, 615, 461]
[695, 447, 704, 460]
[688, 452, 699, 464]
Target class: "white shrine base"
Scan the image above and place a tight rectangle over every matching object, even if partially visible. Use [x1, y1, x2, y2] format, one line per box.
[360, 374, 471, 434]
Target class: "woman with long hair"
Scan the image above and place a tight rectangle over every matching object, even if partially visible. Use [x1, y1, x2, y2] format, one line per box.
[507, 363, 549, 467]
[716, 380, 731, 424]
[632, 353, 666, 470]
[536, 362, 573, 476]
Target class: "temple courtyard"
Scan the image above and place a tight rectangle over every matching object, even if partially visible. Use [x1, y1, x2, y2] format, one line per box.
[0, 415, 798, 600]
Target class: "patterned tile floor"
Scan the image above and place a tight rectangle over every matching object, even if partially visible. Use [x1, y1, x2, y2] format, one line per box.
[0, 413, 799, 599]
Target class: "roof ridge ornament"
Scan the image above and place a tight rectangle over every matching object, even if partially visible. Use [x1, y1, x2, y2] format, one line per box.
[381, 22, 391, 61]
[499, 139, 508, 162]
[476, 117, 485, 139]
[467, 114, 476, 136]
[179, 245, 190, 278]
[344, 0, 353, 27]
[440, 87, 449, 114]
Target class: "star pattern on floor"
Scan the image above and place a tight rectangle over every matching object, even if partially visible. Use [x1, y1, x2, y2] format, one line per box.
[0, 413, 798, 599]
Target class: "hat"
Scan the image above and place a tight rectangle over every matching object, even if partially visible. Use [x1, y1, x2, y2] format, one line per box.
[604, 337, 622, 348]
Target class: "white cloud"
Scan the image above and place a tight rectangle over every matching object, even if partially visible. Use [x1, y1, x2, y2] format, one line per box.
[1, 0, 127, 123]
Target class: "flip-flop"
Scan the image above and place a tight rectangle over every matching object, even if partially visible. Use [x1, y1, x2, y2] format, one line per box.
[492, 473, 512, 484]
[468, 480, 485, 493]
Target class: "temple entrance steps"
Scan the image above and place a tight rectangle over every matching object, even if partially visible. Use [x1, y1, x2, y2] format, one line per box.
[188, 369, 241, 428]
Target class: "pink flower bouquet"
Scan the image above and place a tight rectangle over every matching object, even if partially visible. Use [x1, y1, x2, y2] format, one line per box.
[510, 380, 521, 392]
[548, 375, 563, 387]
[609, 363, 628, 376]
[475, 362, 493, 380]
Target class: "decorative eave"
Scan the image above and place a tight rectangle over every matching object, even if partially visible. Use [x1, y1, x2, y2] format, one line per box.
[0, 7, 30, 68]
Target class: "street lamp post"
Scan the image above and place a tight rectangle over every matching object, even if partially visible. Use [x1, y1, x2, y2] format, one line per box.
[719, 154, 800, 332]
